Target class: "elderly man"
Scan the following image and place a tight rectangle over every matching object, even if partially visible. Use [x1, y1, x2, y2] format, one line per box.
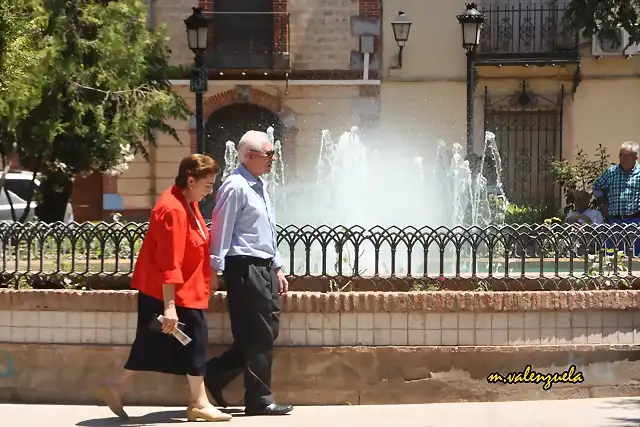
[593, 141, 640, 254]
[565, 190, 604, 225]
[205, 130, 292, 416]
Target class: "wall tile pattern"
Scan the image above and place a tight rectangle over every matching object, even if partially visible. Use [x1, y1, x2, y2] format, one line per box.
[2, 310, 639, 347]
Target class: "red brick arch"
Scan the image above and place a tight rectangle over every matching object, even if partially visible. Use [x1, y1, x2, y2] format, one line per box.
[202, 87, 282, 120]
[190, 86, 299, 177]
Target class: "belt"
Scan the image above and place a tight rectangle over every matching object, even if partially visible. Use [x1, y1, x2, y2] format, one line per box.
[226, 255, 273, 268]
[608, 212, 640, 220]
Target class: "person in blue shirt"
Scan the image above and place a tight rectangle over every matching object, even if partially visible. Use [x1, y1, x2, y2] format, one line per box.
[205, 130, 293, 416]
[593, 141, 640, 255]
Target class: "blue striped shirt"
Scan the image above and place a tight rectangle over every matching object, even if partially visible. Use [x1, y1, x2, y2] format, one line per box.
[593, 164, 640, 216]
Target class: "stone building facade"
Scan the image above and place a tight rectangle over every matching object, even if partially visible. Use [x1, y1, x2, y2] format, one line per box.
[84, 0, 383, 221]
[379, 0, 640, 213]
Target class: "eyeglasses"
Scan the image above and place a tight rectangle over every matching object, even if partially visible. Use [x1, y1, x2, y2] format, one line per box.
[250, 148, 276, 158]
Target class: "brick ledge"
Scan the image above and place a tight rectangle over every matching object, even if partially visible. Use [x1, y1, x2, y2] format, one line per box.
[10, 342, 638, 353]
[1, 289, 639, 313]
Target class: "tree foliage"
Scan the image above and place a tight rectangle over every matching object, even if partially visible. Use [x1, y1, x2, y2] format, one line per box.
[565, 0, 640, 49]
[0, 0, 191, 222]
[0, 0, 51, 131]
[0, 0, 52, 157]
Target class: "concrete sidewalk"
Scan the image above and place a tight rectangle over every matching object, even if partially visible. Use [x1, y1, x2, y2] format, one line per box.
[1, 397, 639, 427]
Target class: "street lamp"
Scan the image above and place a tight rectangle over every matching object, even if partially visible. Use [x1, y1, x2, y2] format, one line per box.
[184, 7, 209, 155]
[457, 2, 485, 155]
[391, 10, 412, 68]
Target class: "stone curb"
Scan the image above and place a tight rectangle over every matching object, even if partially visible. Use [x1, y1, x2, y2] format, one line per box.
[1, 289, 638, 313]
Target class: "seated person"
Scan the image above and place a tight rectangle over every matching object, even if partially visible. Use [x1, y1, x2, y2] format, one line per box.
[565, 190, 604, 225]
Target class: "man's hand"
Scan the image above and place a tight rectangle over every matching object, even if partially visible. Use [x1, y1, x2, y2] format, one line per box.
[210, 271, 219, 293]
[276, 269, 288, 295]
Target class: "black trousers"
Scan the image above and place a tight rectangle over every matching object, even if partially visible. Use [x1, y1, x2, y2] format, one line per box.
[206, 255, 281, 409]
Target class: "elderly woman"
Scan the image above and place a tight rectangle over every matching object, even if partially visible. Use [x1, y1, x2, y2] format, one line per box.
[96, 154, 231, 422]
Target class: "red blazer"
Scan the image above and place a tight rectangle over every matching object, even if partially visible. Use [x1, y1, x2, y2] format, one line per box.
[131, 185, 211, 309]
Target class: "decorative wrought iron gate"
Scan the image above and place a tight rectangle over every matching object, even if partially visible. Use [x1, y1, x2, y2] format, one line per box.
[483, 81, 564, 213]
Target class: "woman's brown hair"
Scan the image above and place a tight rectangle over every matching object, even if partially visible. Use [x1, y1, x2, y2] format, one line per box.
[175, 154, 220, 189]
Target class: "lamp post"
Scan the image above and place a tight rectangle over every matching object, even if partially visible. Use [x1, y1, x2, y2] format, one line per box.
[391, 10, 412, 68]
[184, 7, 209, 155]
[457, 3, 485, 155]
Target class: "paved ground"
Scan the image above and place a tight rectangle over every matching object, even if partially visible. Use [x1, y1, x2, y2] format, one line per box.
[1, 397, 640, 427]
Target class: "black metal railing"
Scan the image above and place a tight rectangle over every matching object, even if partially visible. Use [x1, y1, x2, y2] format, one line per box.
[478, 2, 578, 57]
[1, 221, 640, 291]
[206, 12, 290, 70]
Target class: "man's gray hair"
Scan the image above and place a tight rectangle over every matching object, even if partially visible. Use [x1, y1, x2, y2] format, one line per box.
[237, 130, 270, 163]
[621, 141, 640, 155]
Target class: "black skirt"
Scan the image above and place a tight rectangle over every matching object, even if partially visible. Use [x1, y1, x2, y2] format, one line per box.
[124, 291, 208, 376]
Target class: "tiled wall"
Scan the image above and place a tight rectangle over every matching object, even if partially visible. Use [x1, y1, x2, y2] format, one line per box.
[1, 310, 638, 346]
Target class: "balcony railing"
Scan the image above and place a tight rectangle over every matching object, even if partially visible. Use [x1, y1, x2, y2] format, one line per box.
[478, 2, 578, 62]
[205, 12, 290, 70]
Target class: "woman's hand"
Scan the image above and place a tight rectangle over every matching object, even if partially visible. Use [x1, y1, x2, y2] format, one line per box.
[162, 305, 179, 334]
[210, 270, 219, 293]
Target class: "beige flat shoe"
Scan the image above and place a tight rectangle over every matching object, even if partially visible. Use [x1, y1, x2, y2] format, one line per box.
[187, 405, 232, 422]
[94, 386, 129, 420]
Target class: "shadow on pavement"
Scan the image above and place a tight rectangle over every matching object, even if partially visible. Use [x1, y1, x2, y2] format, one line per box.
[604, 398, 640, 427]
[76, 409, 185, 426]
[76, 408, 246, 426]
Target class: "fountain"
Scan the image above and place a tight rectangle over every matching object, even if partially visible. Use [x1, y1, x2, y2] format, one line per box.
[221, 126, 507, 277]
[221, 141, 239, 181]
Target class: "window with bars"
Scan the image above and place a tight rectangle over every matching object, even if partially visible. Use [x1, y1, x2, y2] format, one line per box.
[207, 0, 288, 70]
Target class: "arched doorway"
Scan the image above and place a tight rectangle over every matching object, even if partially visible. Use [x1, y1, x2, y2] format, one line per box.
[201, 103, 284, 217]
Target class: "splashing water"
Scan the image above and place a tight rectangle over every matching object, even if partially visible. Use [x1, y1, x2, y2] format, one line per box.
[220, 127, 506, 276]
[222, 141, 238, 182]
[264, 127, 286, 217]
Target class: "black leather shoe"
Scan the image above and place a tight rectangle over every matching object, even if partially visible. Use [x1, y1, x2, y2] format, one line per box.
[245, 403, 293, 416]
[204, 379, 229, 408]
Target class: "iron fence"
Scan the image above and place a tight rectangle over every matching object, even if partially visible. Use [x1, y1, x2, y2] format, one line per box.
[478, 2, 578, 56]
[1, 221, 640, 291]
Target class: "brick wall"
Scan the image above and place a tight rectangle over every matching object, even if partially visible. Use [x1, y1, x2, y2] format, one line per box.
[199, 0, 212, 12]
[2, 290, 640, 405]
[199, 0, 214, 53]
[4, 290, 640, 347]
[273, 0, 288, 54]
[359, 0, 379, 17]
[71, 173, 104, 222]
